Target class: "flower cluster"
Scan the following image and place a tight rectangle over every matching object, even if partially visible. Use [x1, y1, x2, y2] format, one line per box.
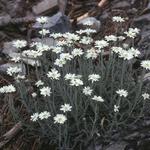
[65, 73, 83, 86]
[30, 111, 51, 122]
[0, 85, 16, 93]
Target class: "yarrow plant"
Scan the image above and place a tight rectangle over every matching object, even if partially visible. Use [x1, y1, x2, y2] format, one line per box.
[1, 16, 150, 149]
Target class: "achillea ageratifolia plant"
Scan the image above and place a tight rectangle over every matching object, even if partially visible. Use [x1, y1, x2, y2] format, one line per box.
[1, 16, 150, 149]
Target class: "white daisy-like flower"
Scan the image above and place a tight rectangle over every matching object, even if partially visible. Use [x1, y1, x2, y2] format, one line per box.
[116, 89, 128, 97]
[118, 50, 134, 60]
[72, 48, 84, 57]
[30, 113, 39, 122]
[36, 16, 48, 24]
[129, 47, 140, 57]
[64, 73, 76, 80]
[51, 46, 63, 54]
[60, 104, 72, 113]
[141, 60, 150, 70]
[114, 105, 120, 112]
[47, 68, 61, 80]
[142, 93, 150, 100]
[50, 33, 63, 38]
[95, 40, 109, 49]
[7, 66, 22, 76]
[88, 74, 101, 83]
[15, 75, 25, 80]
[22, 50, 43, 58]
[54, 114, 67, 124]
[54, 58, 66, 67]
[124, 28, 140, 38]
[112, 16, 125, 22]
[86, 48, 98, 59]
[80, 36, 93, 45]
[32, 92, 37, 98]
[12, 40, 27, 48]
[60, 53, 73, 61]
[118, 36, 126, 41]
[40, 87, 51, 97]
[35, 80, 44, 87]
[105, 35, 117, 42]
[11, 56, 21, 62]
[39, 111, 51, 120]
[36, 43, 50, 52]
[92, 95, 104, 102]
[111, 47, 124, 54]
[39, 29, 50, 36]
[83, 86, 93, 96]
[70, 78, 83, 86]
[0, 85, 16, 93]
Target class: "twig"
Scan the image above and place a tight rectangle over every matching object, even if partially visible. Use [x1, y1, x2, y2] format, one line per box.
[77, 0, 108, 22]
[0, 15, 35, 28]
[0, 121, 22, 148]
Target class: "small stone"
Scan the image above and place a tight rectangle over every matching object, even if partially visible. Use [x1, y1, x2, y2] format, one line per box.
[32, 0, 58, 15]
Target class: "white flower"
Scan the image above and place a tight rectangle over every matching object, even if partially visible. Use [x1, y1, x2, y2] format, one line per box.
[64, 73, 76, 80]
[118, 50, 134, 60]
[15, 75, 25, 80]
[39, 29, 50, 36]
[51, 46, 63, 54]
[114, 105, 120, 112]
[142, 93, 150, 100]
[54, 58, 66, 67]
[124, 28, 140, 38]
[40, 87, 51, 97]
[11, 56, 21, 62]
[39, 111, 51, 120]
[72, 48, 84, 57]
[80, 36, 93, 45]
[56, 40, 68, 46]
[22, 50, 43, 58]
[118, 36, 125, 41]
[0, 85, 16, 93]
[141, 60, 150, 70]
[112, 47, 124, 54]
[76, 29, 96, 35]
[63, 33, 80, 41]
[60, 104, 72, 113]
[54, 114, 67, 124]
[7, 66, 22, 76]
[86, 48, 98, 59]
[35, 80, 44, 87]
[95, 40, 109, 49]
[105, 35, 117, 42]
[112, 16, 125, 22]
[30, 113, 39, 122]
[32, 92, 37, 98]
[116, 89, 128, 97]
[47, 68, 61, 80]
[92, 95, 104, 102]
[12, 40, 27, 48]
[83, 86, 93, 96]
[36, 16, 48, 24]
[36, 43, 50, 52]
[70, 78, 83, 86]
[60, 53, 73, 61]
[129, 47, 140, 57]
[50, 33, 63, 38]
[88, 74, 100, 83]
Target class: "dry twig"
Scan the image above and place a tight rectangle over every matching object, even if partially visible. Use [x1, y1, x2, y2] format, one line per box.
[0, 121, 22, 148]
